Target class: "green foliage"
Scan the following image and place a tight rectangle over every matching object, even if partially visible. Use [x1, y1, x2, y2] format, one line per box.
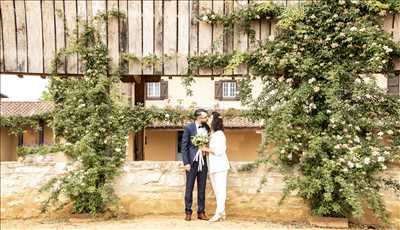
[44, 20, 125, 214]
[0, 113, 52, 135]
[41, 13, 187, 215]
[16, 144, 73, 158]
[184, 50, 251, 95]
[245, 0, 400, 221]
[40, 89, 52, 102]
[198, 1, 283, 41]
[364, 0, 400, 15]
[94, 9, 126, 22]
[186, 0, 400, 222]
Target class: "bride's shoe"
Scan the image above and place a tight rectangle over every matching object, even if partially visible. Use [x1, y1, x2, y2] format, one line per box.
[208, 212, 224, 222]
[221, 211, 226, 220]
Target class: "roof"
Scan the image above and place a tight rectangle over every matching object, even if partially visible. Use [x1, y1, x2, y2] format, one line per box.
[0, 101, 262, 128]
[148, 116, 262, 129]
[0, 101, 54, 117]
[0, 93, 8, 98]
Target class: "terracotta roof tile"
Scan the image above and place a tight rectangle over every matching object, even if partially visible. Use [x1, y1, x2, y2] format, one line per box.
[0, 101, 262, 128]
[0, 101, 54, 117]
[148, 116, 262, 129]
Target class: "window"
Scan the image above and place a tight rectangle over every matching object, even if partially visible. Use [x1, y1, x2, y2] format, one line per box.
[146, 82, 161, 98]
[145, 80, 168, 100]
[388, 73, 400, 96]
[215, 80, 239, 101]
[223, 81, 237, 98]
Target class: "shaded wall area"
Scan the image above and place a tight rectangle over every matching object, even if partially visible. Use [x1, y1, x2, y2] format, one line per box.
[0, 125, 54, 161]
[142, 129, 262, 161]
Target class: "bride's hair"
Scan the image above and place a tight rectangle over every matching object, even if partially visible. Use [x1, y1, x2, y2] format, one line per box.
[211, 111, 224, 132]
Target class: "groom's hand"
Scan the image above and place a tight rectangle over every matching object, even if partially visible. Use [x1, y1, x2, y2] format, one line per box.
[184, 164, 191, 172]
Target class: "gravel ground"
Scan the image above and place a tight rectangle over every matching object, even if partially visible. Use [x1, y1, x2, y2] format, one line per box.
[0, 215, 387, 230]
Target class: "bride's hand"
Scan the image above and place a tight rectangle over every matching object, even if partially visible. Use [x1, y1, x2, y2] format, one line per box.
[200, 146, 209, 152]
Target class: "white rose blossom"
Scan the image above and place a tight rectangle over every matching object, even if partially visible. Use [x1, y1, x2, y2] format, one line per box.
[268, 35, 275, 41]
[347, 161, 354, 168]
[383, 45, 393, 53]
[331, 43, 339, 48]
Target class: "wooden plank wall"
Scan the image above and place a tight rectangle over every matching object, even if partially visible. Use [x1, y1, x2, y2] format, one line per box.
[0, 0, 399, 77]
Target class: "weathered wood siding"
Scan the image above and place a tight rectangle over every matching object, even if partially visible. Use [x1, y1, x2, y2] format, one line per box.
[0, 0, 399, 77]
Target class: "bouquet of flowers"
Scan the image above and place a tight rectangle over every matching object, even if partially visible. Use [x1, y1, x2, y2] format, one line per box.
[191, 133, 209, 147]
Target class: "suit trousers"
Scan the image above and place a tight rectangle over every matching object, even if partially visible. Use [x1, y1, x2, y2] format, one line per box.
[184, 160, 207, 214]
[209, 170, 228, 214]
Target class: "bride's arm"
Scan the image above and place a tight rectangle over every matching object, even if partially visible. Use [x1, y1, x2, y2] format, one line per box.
[201, 133, 226, 156]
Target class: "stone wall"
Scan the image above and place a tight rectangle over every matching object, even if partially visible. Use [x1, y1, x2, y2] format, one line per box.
[1, 160, 399, 227]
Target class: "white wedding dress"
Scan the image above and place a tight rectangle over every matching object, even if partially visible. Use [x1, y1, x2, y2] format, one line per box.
[207, 130, 230, 220]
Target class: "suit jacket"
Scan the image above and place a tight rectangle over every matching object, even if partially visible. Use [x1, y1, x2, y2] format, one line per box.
[181, 122, 210, 166]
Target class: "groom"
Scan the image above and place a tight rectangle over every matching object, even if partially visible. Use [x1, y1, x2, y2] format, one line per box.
[182, 108, 210, 221]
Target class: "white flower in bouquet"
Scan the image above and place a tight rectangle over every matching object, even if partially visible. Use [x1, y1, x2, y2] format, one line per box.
[383, 45, 393, 53]
[191, 133, 209, 148]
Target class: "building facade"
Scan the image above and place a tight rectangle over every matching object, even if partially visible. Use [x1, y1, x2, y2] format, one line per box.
[1, 73, 399, 162]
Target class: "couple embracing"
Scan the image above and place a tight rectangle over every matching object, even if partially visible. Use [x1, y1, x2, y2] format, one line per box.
[182, 109, 230, 222]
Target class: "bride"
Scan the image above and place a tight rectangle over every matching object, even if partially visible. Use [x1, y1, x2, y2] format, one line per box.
[201, 111, 230, 222]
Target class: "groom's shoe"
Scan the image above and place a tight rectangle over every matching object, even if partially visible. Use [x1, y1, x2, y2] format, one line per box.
[197, 212, 209, 220]
[184, 213, 192, 221]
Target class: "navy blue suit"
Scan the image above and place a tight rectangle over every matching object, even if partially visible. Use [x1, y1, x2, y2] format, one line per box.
[182, 122, 209, 214]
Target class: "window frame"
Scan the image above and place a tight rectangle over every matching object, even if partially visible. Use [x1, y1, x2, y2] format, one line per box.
[219, 80, 239, 101]
[145, 82, 162, 100]
[388, 72, 400, 96]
